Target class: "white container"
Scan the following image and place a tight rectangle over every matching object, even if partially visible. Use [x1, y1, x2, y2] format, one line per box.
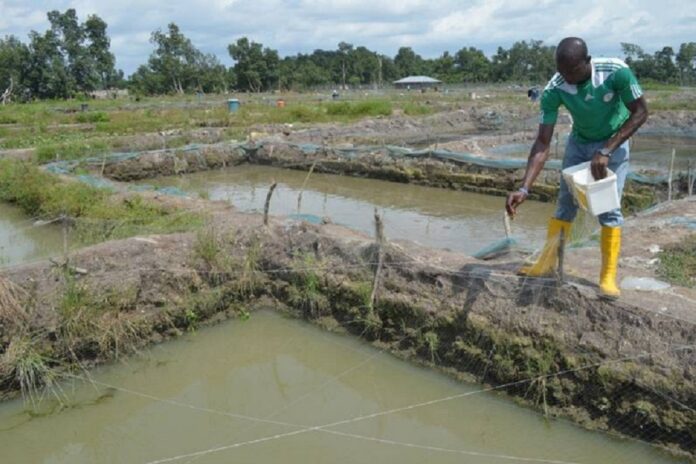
[561, 161, 620, 216]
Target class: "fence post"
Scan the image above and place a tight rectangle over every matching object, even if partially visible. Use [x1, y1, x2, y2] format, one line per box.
[668, 148, 676, 201]
[263, 181, 277, 227]
[297, 160, 317, 213]
[369, 208, 385, 310]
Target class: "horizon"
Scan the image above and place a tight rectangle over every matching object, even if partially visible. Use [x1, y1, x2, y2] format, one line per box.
[2, 0, 694, 75]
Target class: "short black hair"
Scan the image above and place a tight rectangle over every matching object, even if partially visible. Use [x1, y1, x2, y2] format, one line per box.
[556, 37, 589, 65]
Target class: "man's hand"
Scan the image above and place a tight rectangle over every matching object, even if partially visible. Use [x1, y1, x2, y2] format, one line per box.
[506, 190, 528, 217]
[591, 152, 609, 180]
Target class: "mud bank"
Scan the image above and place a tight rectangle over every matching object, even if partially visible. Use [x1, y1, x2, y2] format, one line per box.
[249, 107, 696, 147]
[1, 198, 694, 459]
[102, 141, 663, 210]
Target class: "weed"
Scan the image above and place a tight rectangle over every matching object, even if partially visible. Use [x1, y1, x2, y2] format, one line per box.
[237, 307, 251, 321]
[0, 335, 62, 405]
[402, 103, 433, 116]
[658, 234, 696, 287]
[288, 252, 329, 317]
[184, 309, 199, 331]
[326, 100, 392, 117]
[75, 112, 110, 124]
[194, 226, 222, 268]
[236, 236, 262, 298]
[0, 277, 31, 328]
[422, 331, 440, 362]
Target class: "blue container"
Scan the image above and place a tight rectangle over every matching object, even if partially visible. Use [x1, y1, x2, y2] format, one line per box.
[227, 98, 240, 113]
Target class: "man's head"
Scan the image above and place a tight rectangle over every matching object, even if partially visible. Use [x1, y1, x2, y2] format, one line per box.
[556, 37, 591, 84]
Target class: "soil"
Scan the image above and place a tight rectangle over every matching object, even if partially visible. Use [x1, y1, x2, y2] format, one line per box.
[1, 191, 695, 459]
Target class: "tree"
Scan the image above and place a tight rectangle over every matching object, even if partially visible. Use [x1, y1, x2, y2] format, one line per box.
[431, 51, 457, 83]
[352, 46, 380, 86]
[228, 37, 279, 92]
[131, 23, 226, 95]
[492, 40, 554, 82]
[149, 23, 199, 94]
[454, 47, 491, 82]
[620, 42, 647, 64]
[653, 46, 678, 83]
[84, 15, 117, 88]
[337, 41, 353, 89]
[676, 42, 696, 84]
[25, 30, 72, 99]
[0, 36, 30, 102]
[394, 47, 426, 77]
[621, 42, 679, 83]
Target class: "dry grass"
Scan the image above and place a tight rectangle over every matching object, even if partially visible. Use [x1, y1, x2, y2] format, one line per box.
[0, 277, 31, 328]
[0, 335, 63, 405]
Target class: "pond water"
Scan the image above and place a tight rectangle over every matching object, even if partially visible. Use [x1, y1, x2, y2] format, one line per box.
[0, 311, 684, 464]
[144, 165, 556, 255]
[487, 134, 696, 172]
[0, 203, 64, 267]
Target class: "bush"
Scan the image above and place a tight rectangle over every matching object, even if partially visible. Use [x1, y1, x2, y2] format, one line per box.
[75, 111, 110, 123]
[35, 139, 110, 163]
[658, 234, 696, 287]
[402, 103, 433, 116]
[326, 100, 392, 117]
[0, 159, 202, 239]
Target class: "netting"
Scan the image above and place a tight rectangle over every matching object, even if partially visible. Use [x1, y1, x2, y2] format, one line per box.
[1, 215, 694, 463]
[42, 140, 679, 187]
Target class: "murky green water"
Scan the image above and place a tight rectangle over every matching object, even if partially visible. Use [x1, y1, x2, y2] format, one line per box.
[144, 165, 555, 255]
[0, 311, 684, 464]
[629, 134, 696, 170]
[488, 134, 696, 172]
[0, 203, 64, 267]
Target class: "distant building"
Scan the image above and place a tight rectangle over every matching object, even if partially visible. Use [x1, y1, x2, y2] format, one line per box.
[89, 89, 129, 99]
[392, 76, 442, 90]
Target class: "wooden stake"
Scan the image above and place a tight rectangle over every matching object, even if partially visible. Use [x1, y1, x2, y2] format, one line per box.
[263, 181, 277, 226]
[668, 148, 676, 201]
[296, 160, 317, 213]
[62, 213, 69, 266]
[369, 208, 385, 310]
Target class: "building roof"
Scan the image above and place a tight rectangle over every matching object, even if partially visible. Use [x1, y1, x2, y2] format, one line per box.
[392, 75, 442, 84]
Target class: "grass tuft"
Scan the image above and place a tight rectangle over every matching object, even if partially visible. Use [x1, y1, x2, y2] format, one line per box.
[658, 234, 696, 287]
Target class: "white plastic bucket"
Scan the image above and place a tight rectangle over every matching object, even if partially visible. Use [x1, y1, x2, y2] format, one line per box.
[561, 161, 620, 216]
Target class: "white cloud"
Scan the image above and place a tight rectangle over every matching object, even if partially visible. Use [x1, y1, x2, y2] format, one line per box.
[1, 0, 694, 74]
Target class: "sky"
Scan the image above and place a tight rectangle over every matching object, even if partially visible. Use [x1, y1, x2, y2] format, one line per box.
[1, 0, 695, 75]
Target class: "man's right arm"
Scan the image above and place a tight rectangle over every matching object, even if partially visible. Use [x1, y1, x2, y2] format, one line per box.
[505, 123, 555, 217]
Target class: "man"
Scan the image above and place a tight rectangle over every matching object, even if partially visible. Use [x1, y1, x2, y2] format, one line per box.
[506, 37, 648, 299]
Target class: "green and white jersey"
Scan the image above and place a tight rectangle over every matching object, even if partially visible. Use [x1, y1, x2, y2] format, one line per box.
[539, 58, 643, 143]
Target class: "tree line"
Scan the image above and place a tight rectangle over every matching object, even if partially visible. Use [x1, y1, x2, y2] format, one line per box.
[1, 9, 696, 100]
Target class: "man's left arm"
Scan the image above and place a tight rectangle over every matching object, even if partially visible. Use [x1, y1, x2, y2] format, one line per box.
[591, 70, 649, 180]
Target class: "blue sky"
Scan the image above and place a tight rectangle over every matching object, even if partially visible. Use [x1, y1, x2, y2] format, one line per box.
[1, 0, 695, 75]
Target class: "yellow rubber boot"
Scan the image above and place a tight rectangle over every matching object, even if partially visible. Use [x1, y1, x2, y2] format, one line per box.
[519, 218, 572, 277]
[599, 226, 621, 299]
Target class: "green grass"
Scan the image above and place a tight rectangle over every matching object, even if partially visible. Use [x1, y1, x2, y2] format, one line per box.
[641, 82, 682, 91]
[0, 335, 61, 403]
[0, 159, 203, 242]
[658, 234, 696, 287]
[35, 138, 111, 163]
[74, 111, 110, 123]
[402, 102, 434, 116]
[325, 100, 392, 117]
[56, 274, 144, 359]
[288, 252, 329, 316]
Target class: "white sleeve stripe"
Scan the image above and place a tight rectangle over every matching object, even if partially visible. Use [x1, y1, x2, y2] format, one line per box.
[630, 84, 643, 99]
